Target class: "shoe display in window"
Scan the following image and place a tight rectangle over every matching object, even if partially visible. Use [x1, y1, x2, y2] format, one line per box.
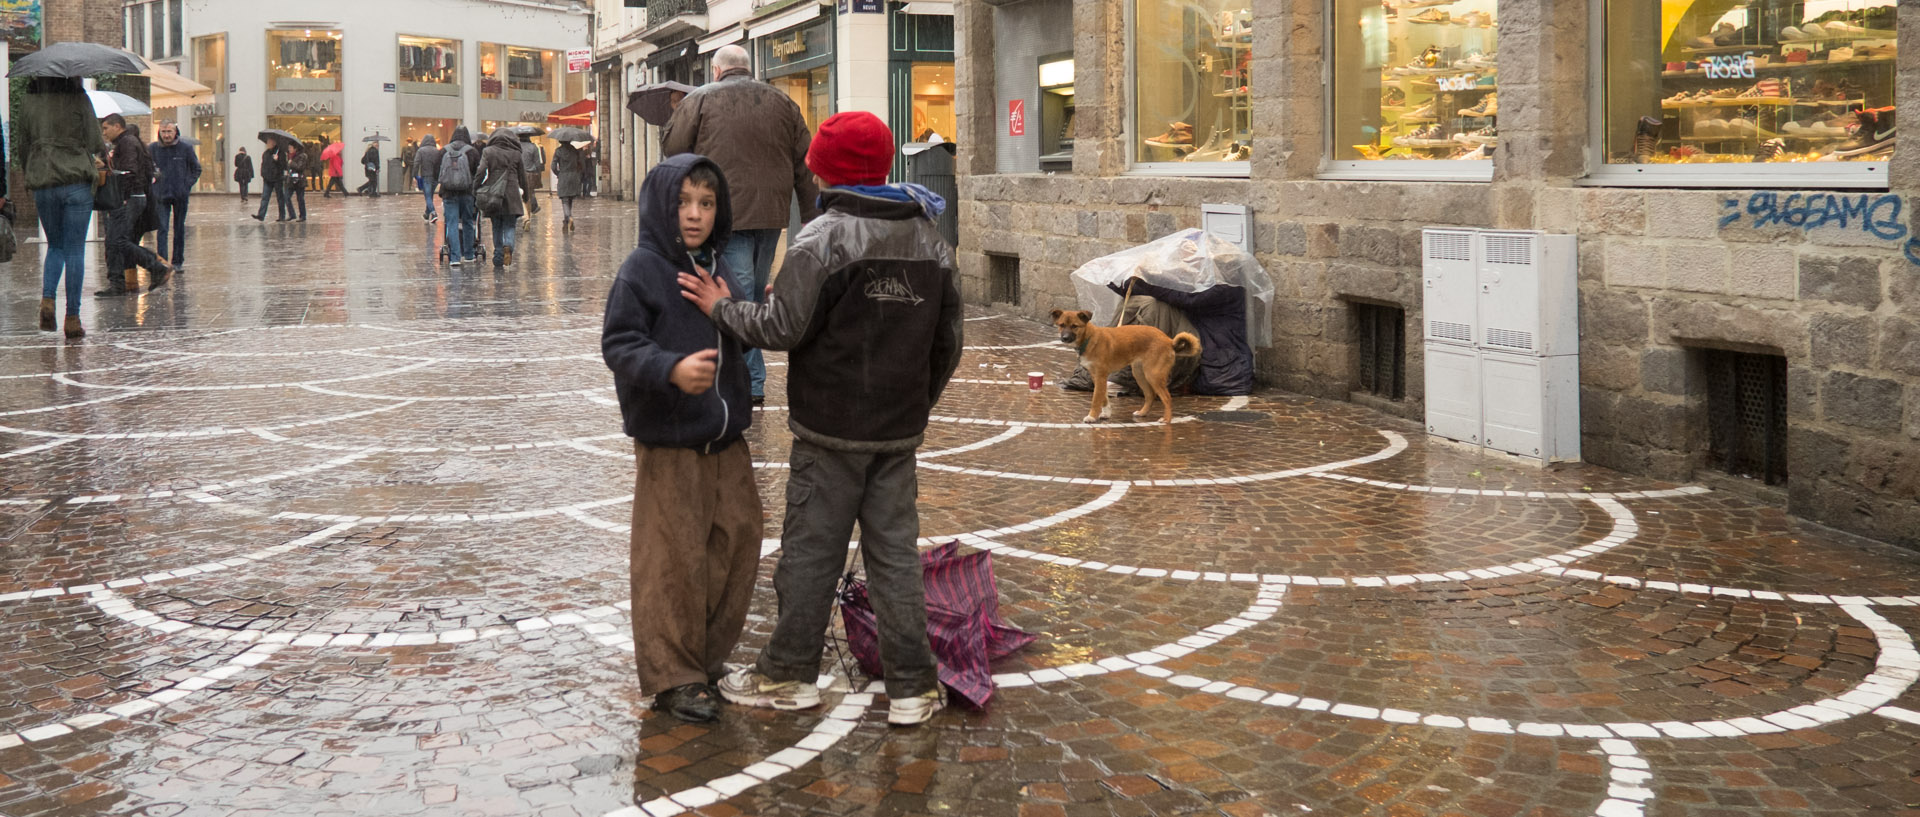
[1382, 87, 1406, 108]
[1728, 116, 1759, 138]
[1144, 122, 1195, 146]
[1408, 9, 1450, 24]
[1692, 22, 1736, 48]
[1695, 118, 1728, 138]
[1459, 93, 1497, 117]
[1825, 46, 1854, 62]
[1754, 138, 1787, 161]
[1454, 10, 1492, 27]
[1778, 25, 1809, 41]
[1452, 124, 1497, 145]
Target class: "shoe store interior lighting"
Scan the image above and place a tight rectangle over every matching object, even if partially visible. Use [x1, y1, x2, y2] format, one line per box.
[1611, 0, 1896, 165]
[1335, 0, 1500, 162]
[1138, 0, 1255, 164]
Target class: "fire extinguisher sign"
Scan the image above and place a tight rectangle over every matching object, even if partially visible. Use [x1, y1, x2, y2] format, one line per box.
[1008, 99, 1026, 137]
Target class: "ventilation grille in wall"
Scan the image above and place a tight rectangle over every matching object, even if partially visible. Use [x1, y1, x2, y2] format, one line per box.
[1355, 303, 1406, 400]
[1704, 349, 1788, 486]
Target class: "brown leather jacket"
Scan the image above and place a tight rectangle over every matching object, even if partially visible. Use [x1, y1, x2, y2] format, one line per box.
[660, 68, 821, 231]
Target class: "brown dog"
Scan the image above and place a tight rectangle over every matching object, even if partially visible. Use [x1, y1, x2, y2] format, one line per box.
[1051, 309, 1201, 424]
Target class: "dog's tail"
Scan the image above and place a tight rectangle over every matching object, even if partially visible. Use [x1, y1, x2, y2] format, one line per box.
[1172, 332, 1202, 357]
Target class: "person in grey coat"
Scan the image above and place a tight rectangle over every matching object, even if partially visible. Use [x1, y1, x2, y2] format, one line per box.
[551, 138, 592, 232]
[414, 134, 442, 223]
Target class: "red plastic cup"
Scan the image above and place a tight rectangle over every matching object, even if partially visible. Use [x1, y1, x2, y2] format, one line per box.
[1028, 371, 1045, 391]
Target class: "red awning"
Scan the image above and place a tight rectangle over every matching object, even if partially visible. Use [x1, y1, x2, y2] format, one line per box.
[547, 98, 596, 124]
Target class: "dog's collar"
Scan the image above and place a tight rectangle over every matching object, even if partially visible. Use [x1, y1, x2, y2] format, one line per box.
[1074, 336, 1089, 355]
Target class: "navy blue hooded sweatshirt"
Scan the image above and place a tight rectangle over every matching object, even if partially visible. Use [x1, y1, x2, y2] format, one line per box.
[601, 154, 752, 450]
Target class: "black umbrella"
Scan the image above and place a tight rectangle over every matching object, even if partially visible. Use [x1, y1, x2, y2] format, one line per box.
[361, 134, 391, 143]
[548, 126, 592, 143]
[257, 129, 299, 145]
[628, 81, 696, 127]
[511, 125, 546, 138]
[10, 42, 145, 78]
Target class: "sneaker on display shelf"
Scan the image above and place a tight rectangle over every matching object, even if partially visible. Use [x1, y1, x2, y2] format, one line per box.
[1778, 26, 1809, 41]
[1754, 138, 1787, 161]
[1830, 107, 1895, 157]
[1729, 116, 1759, 138]
[1409, 9, 1450, 24]
[1460, 93, 1497, 117]
[1383, 87, 1407, 107]
[1826, 46, 1855, 62]
[1404, 101, 1438, 120]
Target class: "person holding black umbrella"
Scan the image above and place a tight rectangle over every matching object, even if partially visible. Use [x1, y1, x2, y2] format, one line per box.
[234, 147, 254, 203]
[357, 142, 380, 197]
[252, 134, 291, 222]
[17, 76, 104, 337]
[97, 113, 172, 297]
[284, 141, 309, 221]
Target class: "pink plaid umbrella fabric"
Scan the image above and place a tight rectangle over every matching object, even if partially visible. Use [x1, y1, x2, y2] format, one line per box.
[838, 541, 1036, 708]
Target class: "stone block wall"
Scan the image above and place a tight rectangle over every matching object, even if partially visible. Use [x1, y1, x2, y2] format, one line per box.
[952, 0, 1920, 548]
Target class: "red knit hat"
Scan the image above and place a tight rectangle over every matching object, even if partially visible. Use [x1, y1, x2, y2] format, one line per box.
[806, 111, 894, 186]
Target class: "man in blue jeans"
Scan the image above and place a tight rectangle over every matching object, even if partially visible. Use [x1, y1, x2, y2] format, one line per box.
[149, 122, 200, 270]
[438, 127, 481, 265]
[660, 44, 821, 403]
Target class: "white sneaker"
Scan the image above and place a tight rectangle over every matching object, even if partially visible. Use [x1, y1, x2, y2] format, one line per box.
[718, 667, 821, 711]
[1778, 25, 1807, 41]
[887, 688, 945, 726]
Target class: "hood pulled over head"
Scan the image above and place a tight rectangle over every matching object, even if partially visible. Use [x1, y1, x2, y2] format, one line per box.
[637, 153, 733, 264]
[450, 126, 472, 146]
[420, 134, 437, 148]
[487, 128, 520, 149]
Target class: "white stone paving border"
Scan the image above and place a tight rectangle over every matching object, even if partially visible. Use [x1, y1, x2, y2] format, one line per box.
[915, 425, 1400, 487]
[929, 395, 1251, 429]
[1315, 471, 1717, 503]
[0, 401, 416, 440]
[0, 524, 357, 602]
[300, 383, 610, 402]
[0, 643, 287, 752]
[50, 360, 436, 392]
[0, 357, 182, 380]
[111, 334, 452, 358]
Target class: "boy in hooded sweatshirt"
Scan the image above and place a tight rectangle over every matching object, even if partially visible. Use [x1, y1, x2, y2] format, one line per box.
[680, 111, 963, 727]
[601, 154, 759, 724]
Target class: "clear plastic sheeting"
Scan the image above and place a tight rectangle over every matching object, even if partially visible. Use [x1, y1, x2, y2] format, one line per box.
[1069, 228, 1274, 346]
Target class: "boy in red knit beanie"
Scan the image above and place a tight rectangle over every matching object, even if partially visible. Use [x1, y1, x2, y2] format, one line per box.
[680, 111, 962, 726]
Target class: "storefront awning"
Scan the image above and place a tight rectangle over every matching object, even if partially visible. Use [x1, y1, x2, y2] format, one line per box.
[590, 55, 622, 74]
[142, 56, 214, 108]
[698, 26, 743, 54]
[644, 40, 698, 68]
[747, 2, 820, 39]
[547, 97, 596, 124]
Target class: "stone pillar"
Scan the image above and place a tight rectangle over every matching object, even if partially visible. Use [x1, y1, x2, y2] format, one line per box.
[1071, 0, 1126, 177]
[953, 0, 995, 177]
[1268, 0, 1324, 181]
[1489, 0, 1588, 229]
[835, 8, 889, 119]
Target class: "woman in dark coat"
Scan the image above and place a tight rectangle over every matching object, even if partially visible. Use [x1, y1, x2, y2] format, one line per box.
[551, 138, 592, 232]
[234, 148, 254, 203]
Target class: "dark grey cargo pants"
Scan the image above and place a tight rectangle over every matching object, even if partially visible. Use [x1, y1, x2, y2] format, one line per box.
[755, 437, 938, 699]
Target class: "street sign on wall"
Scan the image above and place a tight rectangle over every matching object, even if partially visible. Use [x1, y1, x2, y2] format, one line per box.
[567, 48, 591, 72]
[1008, 99, 1026, 137]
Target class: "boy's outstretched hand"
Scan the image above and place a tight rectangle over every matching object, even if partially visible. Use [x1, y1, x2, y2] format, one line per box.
[678, 264, 729, 316]
[670, 349, 720, 394]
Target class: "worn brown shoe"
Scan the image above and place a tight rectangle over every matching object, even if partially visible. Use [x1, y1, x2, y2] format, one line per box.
[148, 263, 173, 292]
[39, 298, 56, 332]
[63, 315, 85, 340]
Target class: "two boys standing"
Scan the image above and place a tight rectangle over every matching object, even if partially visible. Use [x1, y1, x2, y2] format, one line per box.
[601, 112, 963, 726]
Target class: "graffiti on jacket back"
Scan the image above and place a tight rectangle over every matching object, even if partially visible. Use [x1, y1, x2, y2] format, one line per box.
[1720, 192, 1920, 265]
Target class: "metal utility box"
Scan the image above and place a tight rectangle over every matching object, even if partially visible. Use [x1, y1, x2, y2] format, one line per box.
[1476, 231, 1579, 357]
[1420, 228, 1581, 463]
[1201, 203, 1252, 253]
[1421, 228, 1477, 346]
[1480, 351, 1581, 462]
[1424, 343, 1483, 445]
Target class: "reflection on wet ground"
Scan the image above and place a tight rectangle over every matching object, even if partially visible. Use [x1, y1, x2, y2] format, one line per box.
[3, 194, 1920, 817]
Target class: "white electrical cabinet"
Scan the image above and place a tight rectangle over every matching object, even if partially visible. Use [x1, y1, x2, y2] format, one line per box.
[1480, 352, 1581, 461]
[1421, 229, 1478, 347]
[1424, 344, 1482, 445]
[1477, 231, 1579, 357]
[1420, 228, 1581, 463]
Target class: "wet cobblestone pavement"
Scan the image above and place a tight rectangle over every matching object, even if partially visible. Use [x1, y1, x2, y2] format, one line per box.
[3, 196, 1920, 817]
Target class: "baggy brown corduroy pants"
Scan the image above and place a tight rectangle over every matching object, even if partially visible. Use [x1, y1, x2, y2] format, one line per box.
[629, 439, 763, 695]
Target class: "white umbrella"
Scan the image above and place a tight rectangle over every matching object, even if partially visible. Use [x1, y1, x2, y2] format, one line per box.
[88, 90, 152, 117]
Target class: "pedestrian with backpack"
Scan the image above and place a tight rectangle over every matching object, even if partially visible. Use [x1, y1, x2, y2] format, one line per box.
[477, 127, 528, 269]
[437, 126, 482, 266]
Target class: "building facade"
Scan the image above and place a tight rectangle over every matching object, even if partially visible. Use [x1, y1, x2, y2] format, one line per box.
[590, 0, 954, 201]
[150, 0, 591, 193]
[954, 0, 1919, 548]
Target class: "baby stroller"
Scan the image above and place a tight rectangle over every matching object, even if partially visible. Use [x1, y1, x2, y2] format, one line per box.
[436, 215, 488, 264]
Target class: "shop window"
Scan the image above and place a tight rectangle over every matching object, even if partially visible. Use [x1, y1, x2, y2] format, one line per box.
[480, 43, 504, 99]
[149, 3, 163, 56]
[1133, 0, 1252, 169]
[192, 33, 226, 89]
[168, 0, 182, 57]
[508, 47, 559, 102]
[268, 30, 342, 92]
[193, 116, 226, 194]
[1602, 0, 1895, 175]
[1353, 302, 1406, 400]
[402, 118, 459, 150]
[129, 10, 145, 59]
[398, 36, 459, 95]
[761, 20, 835, 132]
[1327, 0, 1497, 173]
[910, 64, 954, 141]
[1699, 349, 1787, 485]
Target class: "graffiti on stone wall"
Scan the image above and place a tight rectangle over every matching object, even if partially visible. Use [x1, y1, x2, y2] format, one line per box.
[1719, 192, 1920, 266]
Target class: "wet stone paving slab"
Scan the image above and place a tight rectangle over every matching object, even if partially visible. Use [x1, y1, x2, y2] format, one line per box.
[2, 197, 1920, 817]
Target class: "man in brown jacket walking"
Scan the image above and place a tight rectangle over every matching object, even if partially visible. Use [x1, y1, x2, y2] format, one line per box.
[661, 44, 821, 404]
